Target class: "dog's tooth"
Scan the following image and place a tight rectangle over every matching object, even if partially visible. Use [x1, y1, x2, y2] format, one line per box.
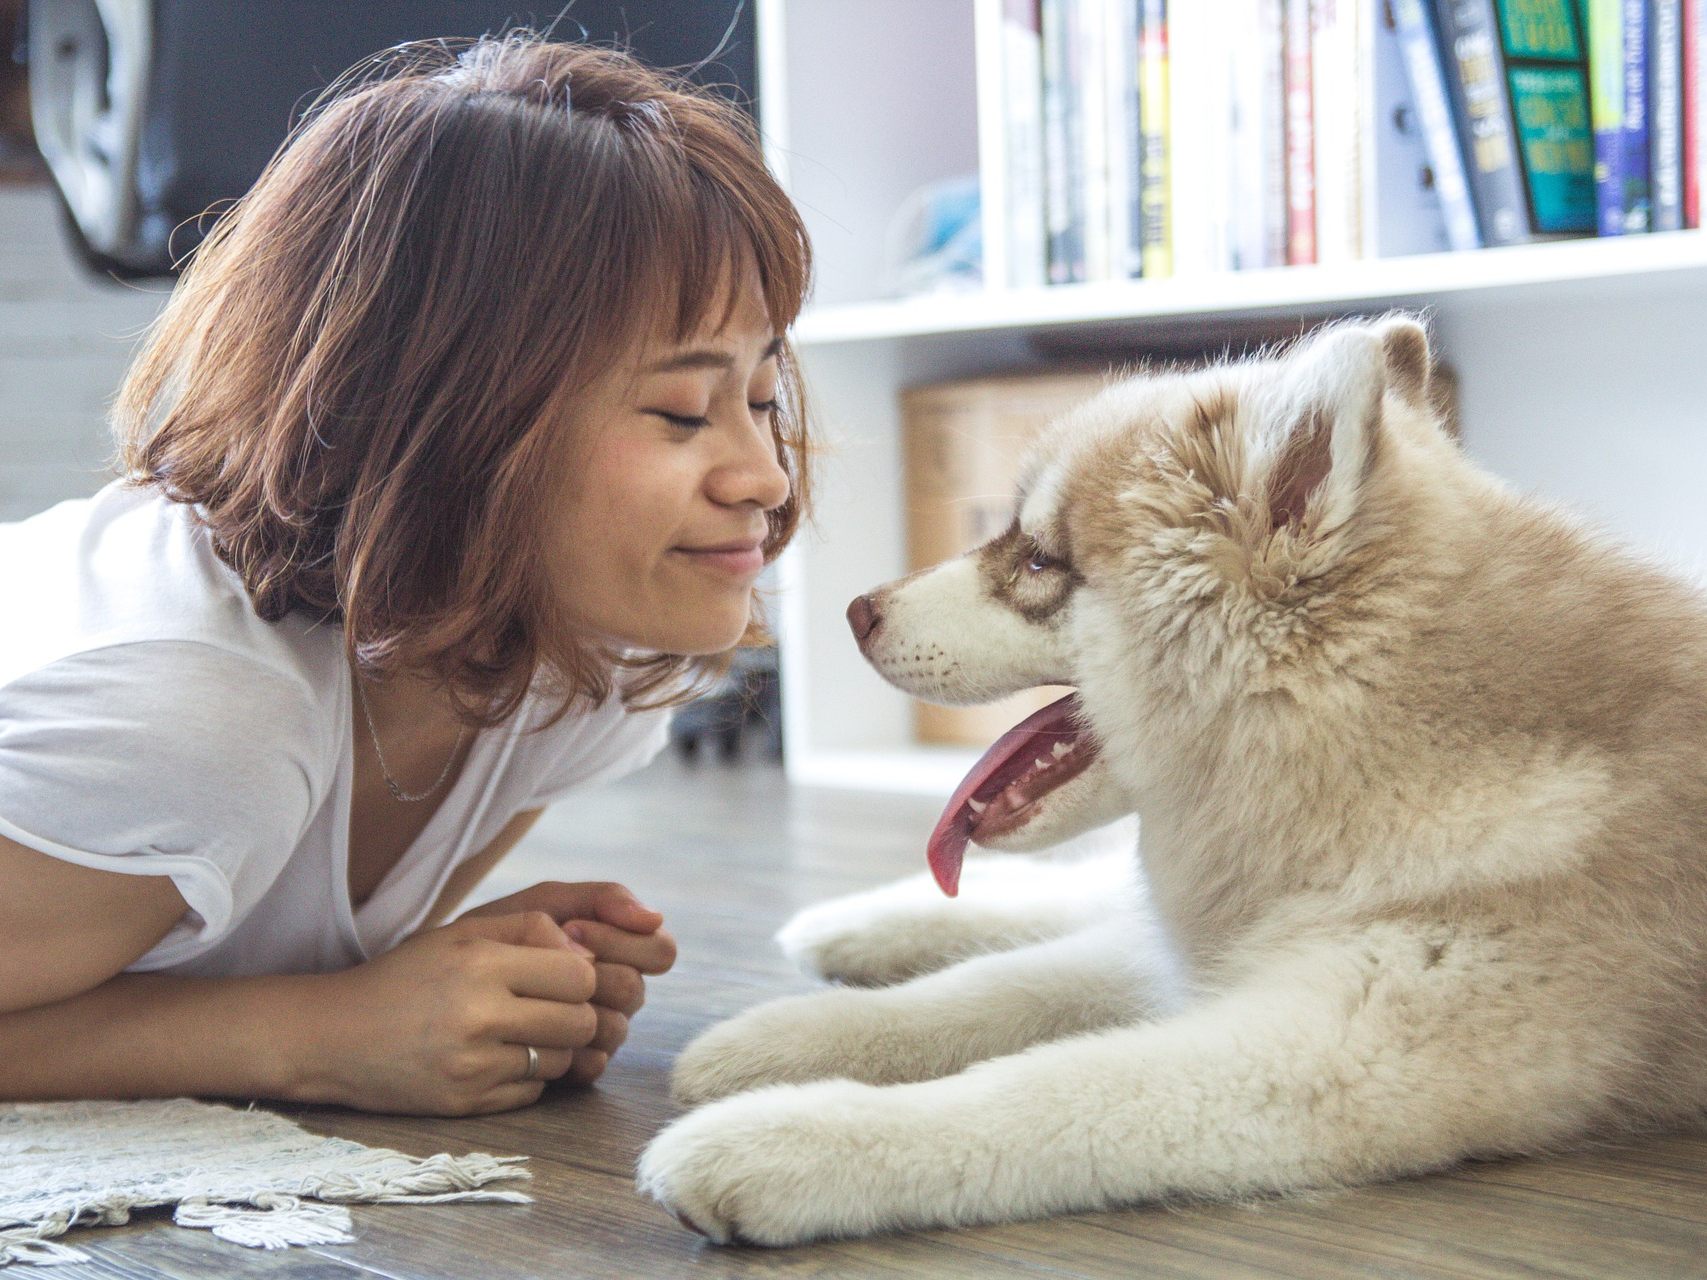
[967, 797, 987, 814]
[1035, 757, 1052, 770]
[1052, 741, 1072, 759]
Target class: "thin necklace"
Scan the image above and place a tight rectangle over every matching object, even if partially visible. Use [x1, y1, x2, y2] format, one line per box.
[355, 677, 468, 803]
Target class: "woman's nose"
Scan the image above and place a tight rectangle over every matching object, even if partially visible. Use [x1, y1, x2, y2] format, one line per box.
[712, 417, 791, 510]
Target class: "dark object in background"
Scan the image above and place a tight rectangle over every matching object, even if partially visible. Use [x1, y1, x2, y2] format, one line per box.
[26, 0, 755, 279]
[669, 648, 782, 764]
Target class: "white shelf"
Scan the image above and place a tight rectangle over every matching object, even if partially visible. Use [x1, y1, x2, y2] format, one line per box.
[761, 0, 1707, 795]
[794, 231, 1707, 346]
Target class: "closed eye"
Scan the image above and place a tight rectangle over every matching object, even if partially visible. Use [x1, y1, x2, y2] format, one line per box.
[649, 401, 778, 431]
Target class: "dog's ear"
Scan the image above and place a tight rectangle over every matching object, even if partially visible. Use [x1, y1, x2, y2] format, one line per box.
[1262, 325, 1386, 535]
[1374, 314, 1431, 409]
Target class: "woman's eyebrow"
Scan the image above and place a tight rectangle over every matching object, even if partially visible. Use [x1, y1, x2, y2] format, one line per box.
[642, 335, 782, 375]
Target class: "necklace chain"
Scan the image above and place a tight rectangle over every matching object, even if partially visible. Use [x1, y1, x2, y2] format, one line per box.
[355, 677, 468, 803]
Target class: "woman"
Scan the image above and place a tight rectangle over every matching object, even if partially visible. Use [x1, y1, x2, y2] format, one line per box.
[0, 32, 811, 1117]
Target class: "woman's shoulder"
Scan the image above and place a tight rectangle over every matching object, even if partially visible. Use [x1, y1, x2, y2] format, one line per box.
[0, 480, 342, 709]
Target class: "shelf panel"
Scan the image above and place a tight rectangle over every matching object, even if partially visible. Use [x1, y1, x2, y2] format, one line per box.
[793, 231, 1707, 346]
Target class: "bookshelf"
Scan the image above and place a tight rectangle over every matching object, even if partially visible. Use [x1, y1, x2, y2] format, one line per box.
[758, 0, 1707, 795]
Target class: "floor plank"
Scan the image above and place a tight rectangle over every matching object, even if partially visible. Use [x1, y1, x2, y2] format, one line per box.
[57, 753, 1707, 1278]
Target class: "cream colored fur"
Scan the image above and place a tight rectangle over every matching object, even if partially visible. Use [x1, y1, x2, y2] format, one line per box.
[638, 316, 1707, 1245]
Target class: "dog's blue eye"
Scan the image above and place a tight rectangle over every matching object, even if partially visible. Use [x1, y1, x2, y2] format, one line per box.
[1026, 550, 1062, 573]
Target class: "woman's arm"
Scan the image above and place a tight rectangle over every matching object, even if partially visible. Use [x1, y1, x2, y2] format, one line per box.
[0, 833, 187, 1014]
[0, 832, 604, 1114]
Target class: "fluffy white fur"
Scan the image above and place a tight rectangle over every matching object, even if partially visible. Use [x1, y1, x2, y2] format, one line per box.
[637, 317, 1707, 1245]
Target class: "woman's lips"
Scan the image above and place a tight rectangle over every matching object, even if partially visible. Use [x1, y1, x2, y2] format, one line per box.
[673, 542, 766, 575]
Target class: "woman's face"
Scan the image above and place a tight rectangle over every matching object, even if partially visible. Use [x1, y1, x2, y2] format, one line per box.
[553, 282, 790, 655]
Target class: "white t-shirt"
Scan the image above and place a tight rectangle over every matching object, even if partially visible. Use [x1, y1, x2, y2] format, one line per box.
[0, 481, 669, 977]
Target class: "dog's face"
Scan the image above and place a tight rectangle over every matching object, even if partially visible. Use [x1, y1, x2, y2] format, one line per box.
[851, 317, 1455, 894]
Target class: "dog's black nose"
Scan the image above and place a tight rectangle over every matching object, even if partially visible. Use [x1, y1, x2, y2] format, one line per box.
[846, 594, 881, 643]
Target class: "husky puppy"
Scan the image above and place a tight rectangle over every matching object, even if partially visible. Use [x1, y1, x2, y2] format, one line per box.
[638, 316, 1707, 1245]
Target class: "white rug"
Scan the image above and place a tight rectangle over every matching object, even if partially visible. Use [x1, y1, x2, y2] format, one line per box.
[0, 1098, 532, 1267]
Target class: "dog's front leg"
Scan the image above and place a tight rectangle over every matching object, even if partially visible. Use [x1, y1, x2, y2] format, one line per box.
[670, 915, 1169, 1105]
[643, 930, 1595, 1245]
[777, 845, 1137, 986]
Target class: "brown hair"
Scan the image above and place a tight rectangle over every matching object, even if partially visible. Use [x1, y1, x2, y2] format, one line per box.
[114, 32, 813, 726]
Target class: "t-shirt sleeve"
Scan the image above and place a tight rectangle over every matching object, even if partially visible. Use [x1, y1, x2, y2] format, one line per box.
[0, 642, 326, 967]
[519, 697, 671, 811]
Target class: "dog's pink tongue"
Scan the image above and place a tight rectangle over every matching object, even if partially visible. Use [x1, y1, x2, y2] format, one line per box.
[925, 693, 1082, 896]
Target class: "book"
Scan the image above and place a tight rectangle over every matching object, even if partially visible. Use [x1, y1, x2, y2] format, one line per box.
[1496, 0, 1596, 234]
[1283, 0, 1318, 263]
[1312, 0, 1365, 263]
[1391, 0, 1484, 248]
[1652, 0, 1686, 230]
[1076, 0, 1113, 279]
[1001, 0, 1049, 287]
[1367, 0, 1468, 254]
[1137, 0, 1173, 277]
[1166, 0, 1233, 272]
[1590, 0, 1654, 233]
[1386, 0, 1481, 250]
[1041, 0, 1081, 282]
[1102, 0, 1143, 278]
[1687, 0, 1702, 225]
[1230, 0, 1290, 269]
[1431, 0, 1532, 243]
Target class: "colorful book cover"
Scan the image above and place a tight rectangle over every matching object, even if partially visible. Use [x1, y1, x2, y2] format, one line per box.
[1495, 0, 1597, 232]
[1590, 0, 1653, 232]
[1393, 0, 1485, 247]
[1137, 0, 1172, 278]
[1283, 0, 1318, 263]
[1651, 0, 1686, 229]
[1431, 0, 1532, 243]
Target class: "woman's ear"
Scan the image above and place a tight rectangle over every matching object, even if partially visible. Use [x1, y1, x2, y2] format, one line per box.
[1263, 325, 1385, 536]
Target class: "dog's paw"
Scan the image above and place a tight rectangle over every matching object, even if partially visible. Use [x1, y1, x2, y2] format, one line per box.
[671, 990, 868, 1105]
[775, 873, 994, 986]
[638, 1081, 899, 1246]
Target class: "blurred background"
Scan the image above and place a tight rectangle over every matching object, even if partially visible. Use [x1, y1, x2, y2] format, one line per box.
[0, 0, 780, 762]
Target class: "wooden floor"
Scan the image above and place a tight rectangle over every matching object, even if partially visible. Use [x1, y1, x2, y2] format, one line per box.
[69, 753, 1707, 1279]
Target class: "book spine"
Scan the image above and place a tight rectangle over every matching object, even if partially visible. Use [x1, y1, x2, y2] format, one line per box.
[1687, 0, 1702, 225]
[1392, 0, 1483, 248]
[1312, 0, 1355, 263]
[1283, 0, 1318, 263]
[1002, 0, 1050, 288]
[1041, 0, 1079, 281]
[1076, 0, 1112, 279]
[1104, 0, 1142, 278]
[1590, 0, 1630, 231]
[1619, 0, 1654, 231]
[1499, 0, 1596, 234]
[1430, 0, 1534, 244]
[1137, 0, 1173, 277]
[1230, 0, 1277, 268]
[1260, 0, 1292, 264]
[1653, 0, 1686, 229]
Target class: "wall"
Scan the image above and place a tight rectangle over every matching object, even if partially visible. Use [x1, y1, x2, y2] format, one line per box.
[0, 184, 169, 523]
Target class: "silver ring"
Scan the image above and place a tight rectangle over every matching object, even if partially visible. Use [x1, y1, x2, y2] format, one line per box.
[522, 1044, 541, 1081]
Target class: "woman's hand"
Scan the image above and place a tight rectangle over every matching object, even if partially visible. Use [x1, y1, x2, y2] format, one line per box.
[456, 881, 677, 1085]
[306, 911, 602, 1115]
